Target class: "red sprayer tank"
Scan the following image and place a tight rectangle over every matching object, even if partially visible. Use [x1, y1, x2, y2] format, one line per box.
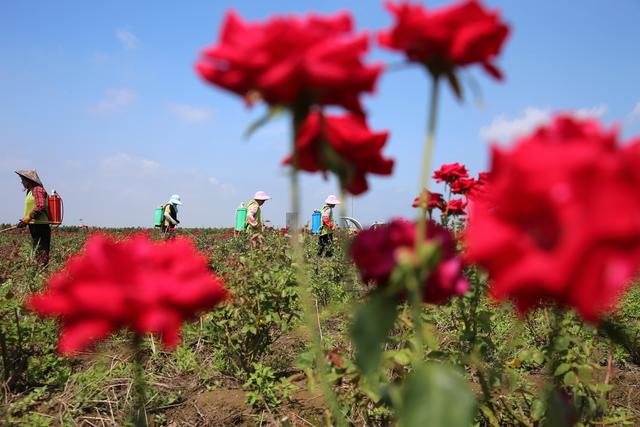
[48, 190, 63, 225]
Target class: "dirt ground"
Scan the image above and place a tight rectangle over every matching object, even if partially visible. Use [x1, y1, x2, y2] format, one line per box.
[165, 365, 640, 426]
[610, 365, 640, 424]
[166, 378, 327, 427]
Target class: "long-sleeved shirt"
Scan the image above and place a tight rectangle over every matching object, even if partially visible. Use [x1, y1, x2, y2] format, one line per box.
[320, 204, 335, 235]
[28, 186, 48, 219]
[247, 203, 260, 227]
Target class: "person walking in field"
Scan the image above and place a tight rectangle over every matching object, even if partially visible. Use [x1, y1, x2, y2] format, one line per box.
[245, 191, 271, 233]
[15, 170, 51, 267]
[318, 195, 340, 257]
[162, 194, 182, 239]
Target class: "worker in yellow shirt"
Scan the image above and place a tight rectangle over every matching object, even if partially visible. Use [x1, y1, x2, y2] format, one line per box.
[15, 170, 51, 267]
[318, 195, 340, 257]
[245, 191, 271, 233]
[162, 194, 182, 239]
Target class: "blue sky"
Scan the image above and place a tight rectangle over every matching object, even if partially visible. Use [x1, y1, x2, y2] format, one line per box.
[2, 0, 639, 227]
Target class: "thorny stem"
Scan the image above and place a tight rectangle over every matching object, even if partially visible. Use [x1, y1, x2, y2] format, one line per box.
[410, 73, 441, 361]
[290, 105, 348, 427]
[416, 73, 441, 245]
[339, 187, 347, 229]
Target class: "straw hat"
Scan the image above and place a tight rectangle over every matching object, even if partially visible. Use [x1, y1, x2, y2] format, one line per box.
[325, 195, 341, 205]
[15, 170, 43, 186]
[254, 191, 272, 201]
[168, 194, 183, 205]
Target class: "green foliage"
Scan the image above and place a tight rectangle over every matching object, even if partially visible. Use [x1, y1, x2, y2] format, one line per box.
[397, 363, 476, 427]
[243, 362, 297, 409]
[350, 291, 399, 379]
[0, 278, 70, 393]
[203, 233, 301, 376]
[1, 228, 639, 425]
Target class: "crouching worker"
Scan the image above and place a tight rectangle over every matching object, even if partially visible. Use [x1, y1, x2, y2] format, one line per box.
[318, 195, 340, 257]
[245, 191, 271, 234]
[162, 194, 182, 239]
[15, 170, 51, 267]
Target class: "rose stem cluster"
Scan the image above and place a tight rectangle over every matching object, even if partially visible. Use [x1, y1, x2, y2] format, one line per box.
[291, 104, 348, 427]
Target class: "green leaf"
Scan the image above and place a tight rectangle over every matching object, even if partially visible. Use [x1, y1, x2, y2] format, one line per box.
[577, 365, 593, 382]
[244, 106, 286, 139]
[392, 349, 411, 367]
[480, 405, 500, 427]
[518, 349, 532, 362]
[532, 351, 545, 365]
[398, 363, 476, 427]
[350, 292, 399, 378]
[554, 363, 571, 376]
[563, 371, 578, 387]
[531, 399, 545, 421]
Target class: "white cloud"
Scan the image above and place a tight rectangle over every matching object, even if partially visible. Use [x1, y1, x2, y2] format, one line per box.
[167, 103, 213, 124]
[627, 102, 640, 122]
[480, 105, 608, 144]
[90, 88, 137, 113]
[480, 107, 550, 144]
[115, 28, 140, 50]
[574, 104, 608, 119]
[71, 152, 237, 226]
[100, 153, 160, 176]
[208, 176, 235, 194]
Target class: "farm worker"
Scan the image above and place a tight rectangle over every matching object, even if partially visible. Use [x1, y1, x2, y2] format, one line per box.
[245, 191, 271, 233]
[15, 170, 51, 267]
[318, 195, 340, 257]
[162, 194, 182, 239]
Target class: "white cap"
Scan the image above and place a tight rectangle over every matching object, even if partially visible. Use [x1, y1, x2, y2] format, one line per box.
[254, 191, 272, 201]
[169, 194, 182, 205]
[325, 195, 341, 205]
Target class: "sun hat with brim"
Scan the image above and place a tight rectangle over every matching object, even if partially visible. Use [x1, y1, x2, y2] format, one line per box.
[15, 170, 43, 186]
[325, 195, 341, 205]
[254, 191, 272, 201]
[169, 194, 182, 205]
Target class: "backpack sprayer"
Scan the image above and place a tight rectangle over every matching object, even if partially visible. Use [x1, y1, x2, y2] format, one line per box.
[1, 189, 64, 234]
[48, 190, 63, 225]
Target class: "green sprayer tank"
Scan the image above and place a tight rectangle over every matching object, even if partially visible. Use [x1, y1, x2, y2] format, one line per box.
[235, 203, 247, 232]
[154, 206, 163, 227]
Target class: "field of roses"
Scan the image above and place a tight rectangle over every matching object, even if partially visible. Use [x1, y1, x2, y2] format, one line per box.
[4, 0, 640, 425]
[1, 226, 640, 426]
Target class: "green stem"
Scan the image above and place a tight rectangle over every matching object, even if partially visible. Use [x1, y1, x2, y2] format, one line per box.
[290, 106, 348, 427]
[407, 274, 426, 363]
[339, 187, 347, 228]
[131, 334, 147, 427]
[545, 309, 565, 385]
[416, 73, 441, 246]
[410, 74, 441, 362]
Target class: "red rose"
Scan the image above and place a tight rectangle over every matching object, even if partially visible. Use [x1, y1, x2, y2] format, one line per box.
[450, 177, 477, 195]
[445, 198, 468, 216]
[350, 219, 468, 304]
[26, 234, 229, 355]
[433, 162, 469, 183]
[196, 10, 383, 114]
[379, 0, 509, 79]
[465, 115, 640, 321]
[476, 172, 490, 187]
[467, 172, 490, 201]
[412, 190, 445, 212]
[284, 111, 394, 195]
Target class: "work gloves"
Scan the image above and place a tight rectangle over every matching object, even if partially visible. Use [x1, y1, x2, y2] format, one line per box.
[17, 215, 31, 228]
